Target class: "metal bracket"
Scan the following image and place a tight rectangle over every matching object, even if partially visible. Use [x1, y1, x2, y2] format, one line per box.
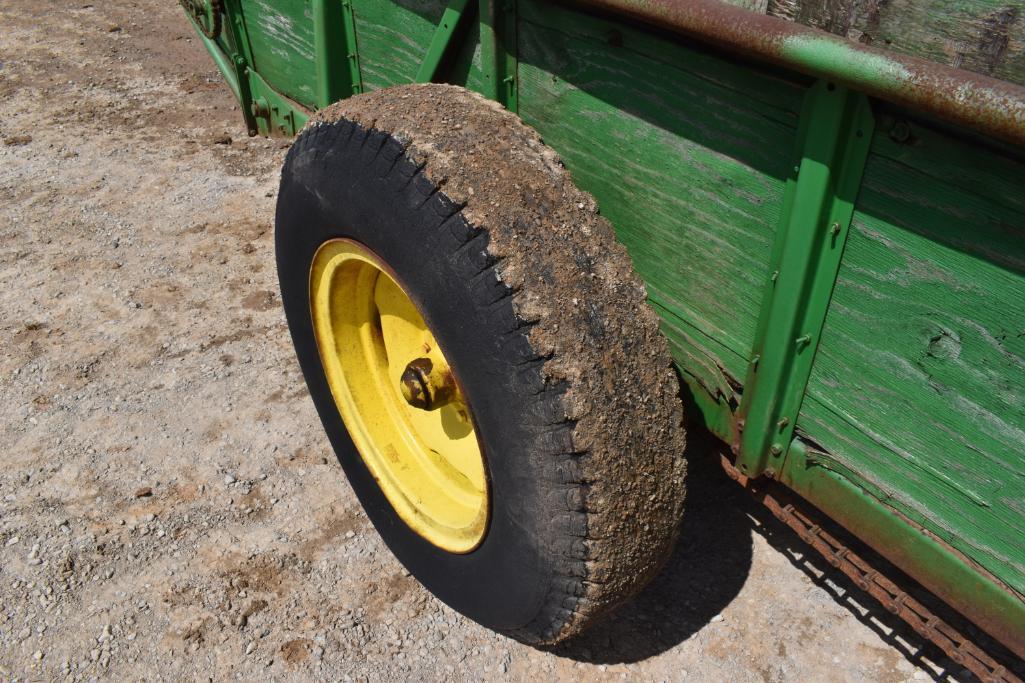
[312, 0, 362, 108]
[735, 80, 874, 478]
[478, 0, 518, 111]
[416, 0, 474, 84]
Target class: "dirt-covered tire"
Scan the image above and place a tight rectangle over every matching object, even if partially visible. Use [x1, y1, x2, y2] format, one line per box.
[275, 83, 686, 644]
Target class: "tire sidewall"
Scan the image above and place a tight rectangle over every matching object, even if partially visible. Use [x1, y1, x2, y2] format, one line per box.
[275, 122, 557, 633]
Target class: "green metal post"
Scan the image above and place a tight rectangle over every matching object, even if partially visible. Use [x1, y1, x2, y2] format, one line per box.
[478, 0, 500, 101]
[735, 80, 874, 478]
[340, 0, 363, 96]
[416, 0, 474, 83]
[312, 0, 362, 108]
[219, 0, 258, 135]
[477, 0, 517, 111]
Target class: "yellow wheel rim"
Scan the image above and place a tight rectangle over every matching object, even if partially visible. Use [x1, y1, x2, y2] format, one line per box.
[309, 239, 488, 553]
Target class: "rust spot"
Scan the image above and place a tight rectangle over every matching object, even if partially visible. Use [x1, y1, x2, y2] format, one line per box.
[400, 357, 434, 410]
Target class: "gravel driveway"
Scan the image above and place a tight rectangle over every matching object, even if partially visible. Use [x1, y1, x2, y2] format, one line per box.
[0, 1, 956, 680]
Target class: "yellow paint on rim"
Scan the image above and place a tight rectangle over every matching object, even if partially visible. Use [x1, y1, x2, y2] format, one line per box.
[309, 239, 488, 553]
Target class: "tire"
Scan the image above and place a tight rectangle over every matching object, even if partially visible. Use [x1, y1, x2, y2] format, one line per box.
[275, 83, 686, 644]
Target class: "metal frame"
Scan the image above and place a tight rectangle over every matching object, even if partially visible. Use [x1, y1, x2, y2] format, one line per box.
[416, 0, 474, 84]
[736, 81, 873, 479]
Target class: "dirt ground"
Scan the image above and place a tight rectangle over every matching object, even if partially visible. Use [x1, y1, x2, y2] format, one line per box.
[0, 1, 967, 680]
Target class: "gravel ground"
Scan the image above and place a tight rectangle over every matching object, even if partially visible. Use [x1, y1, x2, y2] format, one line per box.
[0, 1, 961, 680]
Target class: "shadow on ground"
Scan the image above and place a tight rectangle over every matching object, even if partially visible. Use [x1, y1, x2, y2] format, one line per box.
[552, 428, 1008, 680]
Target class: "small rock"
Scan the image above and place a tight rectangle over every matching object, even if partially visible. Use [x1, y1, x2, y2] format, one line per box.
[710, 614, 724, 623]
[33, 651, 43, 661]
[211, 133, 233, 145]
[224, 474, 236, 485]
[245, 642, 256, 655]
[133, 487, 152, 498]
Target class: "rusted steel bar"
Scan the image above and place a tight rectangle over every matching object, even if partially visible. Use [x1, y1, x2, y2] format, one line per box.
[719, 454, 1024, 681]
[562, 0, 1025, 146]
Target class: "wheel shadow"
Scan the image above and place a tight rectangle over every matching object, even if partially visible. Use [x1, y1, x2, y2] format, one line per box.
[551, 428, 755, 664]
[552, 427, 1022, 680]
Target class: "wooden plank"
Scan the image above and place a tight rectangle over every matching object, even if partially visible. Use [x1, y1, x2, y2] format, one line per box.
[241, 0, 319, 107]
[799, 117, 1025, 597]
[516, 0, 805, 386]
[350, 0, 447, 91]
[761, 0, 1025, 86]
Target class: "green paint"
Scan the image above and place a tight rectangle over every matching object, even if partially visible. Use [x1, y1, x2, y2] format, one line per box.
[249, 68, 309, 134]
[239, 0, 319, 108]
[517, 0, 801, 403]
[799, 116, 1025, 601]
[415, 0, 473, 83]
[342, 0, 364, 96]
[477, 0, 499, 100]
[780, 35, 912, 87]
[350, 0, 447, 91]
[312, 0, 343, 106]
[780, 439, 1025, 649]
[736, 81, 874, 477]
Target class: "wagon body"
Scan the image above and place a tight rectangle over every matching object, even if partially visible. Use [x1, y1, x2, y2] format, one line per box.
[186, 0, 1025, 660]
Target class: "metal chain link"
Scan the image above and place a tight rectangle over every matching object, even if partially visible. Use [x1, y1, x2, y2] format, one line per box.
[719, 456, 1022, 683]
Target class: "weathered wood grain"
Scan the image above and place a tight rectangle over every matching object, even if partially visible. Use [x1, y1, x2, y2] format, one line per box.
[800, 118, 1025, 597]
[517, 0, 804, 395]
[754, 0, 1025, 85]
[350, 0, 446, 91]
[241, 0, 318, 106]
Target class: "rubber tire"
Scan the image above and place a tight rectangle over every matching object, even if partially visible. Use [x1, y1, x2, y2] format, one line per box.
[276, 84, 686, 645]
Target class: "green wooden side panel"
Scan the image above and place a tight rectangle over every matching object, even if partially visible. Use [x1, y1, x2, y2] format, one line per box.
[516, 0, 804, 403]
[800, 120, 1025, 598]
[349, 0, 445, 91]
[240, 0, 319, 107]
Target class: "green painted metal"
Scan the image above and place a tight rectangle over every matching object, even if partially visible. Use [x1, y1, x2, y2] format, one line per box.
[477, 0, 517, 110]
[736, 81, 874, 478]
[249, 68, 310, 135]
[779, 439, 1025, 653]
[341, 0, 364, 95]
[220, 0, 259, 135]
[239, 0, 318, 108]
[193, 10, 309, 136]
[313, 0, 362, 106]
[416, 0, 474, 83]
[195, 27, 241, 103]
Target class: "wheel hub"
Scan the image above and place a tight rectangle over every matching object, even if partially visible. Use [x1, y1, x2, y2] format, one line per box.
[308, 238, 489, 553]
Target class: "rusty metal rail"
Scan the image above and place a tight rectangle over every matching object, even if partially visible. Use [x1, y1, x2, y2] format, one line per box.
[719, 455, 1023, 682]
[564, 0, 1025, 146]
